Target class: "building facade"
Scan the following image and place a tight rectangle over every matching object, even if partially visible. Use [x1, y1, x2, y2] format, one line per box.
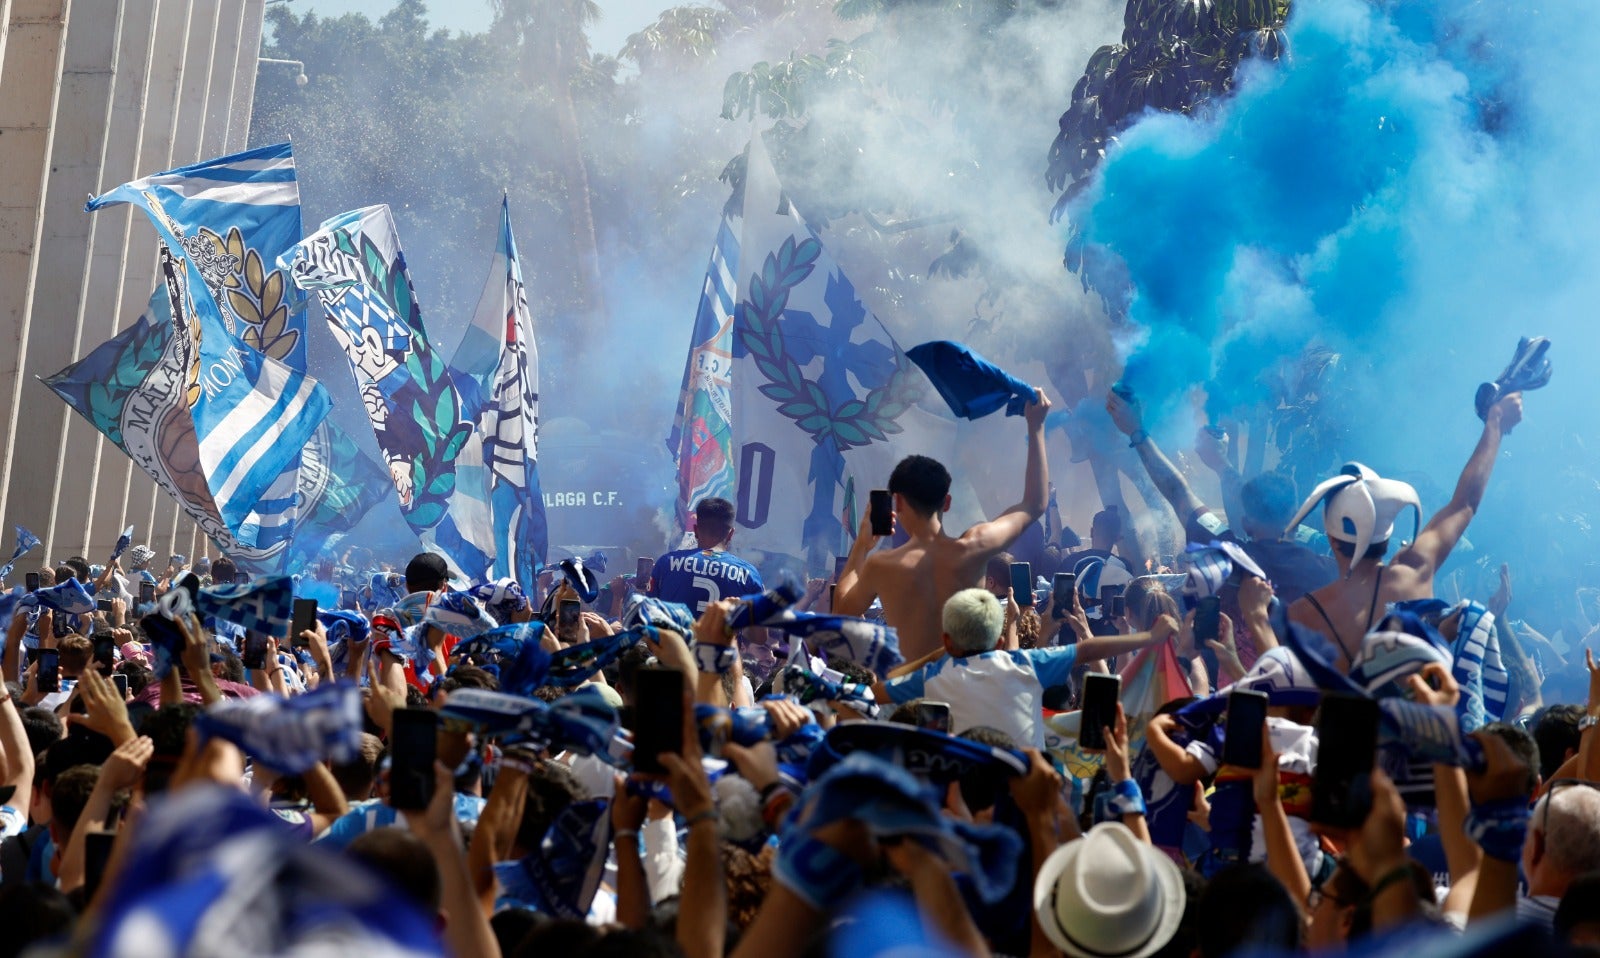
[0, 0, 266, 566]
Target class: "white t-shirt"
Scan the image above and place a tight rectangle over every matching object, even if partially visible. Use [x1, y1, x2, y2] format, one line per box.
[884, 647, 1078, 748]
[1187, 716, 1320, 871]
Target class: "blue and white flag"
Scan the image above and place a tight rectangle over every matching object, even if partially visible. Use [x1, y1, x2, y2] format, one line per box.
[19, 577, 96, 615]
[451, 198, 548, 585]
[766, 611, 905, 676]
[91, 785, 443, 958]
[194, 682, 364, 775]
[668, 214, 740, 530]
[452, 622, 552, 697]
[281, 205, 494, 580]
[195, 574, 295, 638]
[728, 134, 959, 568]
[109, 525, 134, 565]
[0, 526, 40, 584]
[495, 799, 611, 919]
[86, 145, 332, 533]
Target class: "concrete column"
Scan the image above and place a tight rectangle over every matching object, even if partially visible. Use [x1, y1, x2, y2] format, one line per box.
[0, 0, 15, 77]
[111, 0, 191, 560]
[6, 0, 125, 562]
[227, 0, 264, 152]
[78, 0, 158, 558]
[0, 0, 71, 537]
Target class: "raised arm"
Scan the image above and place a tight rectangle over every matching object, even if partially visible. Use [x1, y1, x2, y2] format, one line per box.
[964, 389, 1052, 553]
[1401, 393, 1521, 576]
[1106, 392, 1209, 532]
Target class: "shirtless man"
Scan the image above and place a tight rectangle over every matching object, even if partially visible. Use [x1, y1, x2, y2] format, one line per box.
[834, 389, 1050, 660]
[1286, 392, 1523, 671]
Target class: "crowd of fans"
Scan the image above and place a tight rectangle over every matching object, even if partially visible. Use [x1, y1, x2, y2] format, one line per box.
[0, 383, 1597, 958]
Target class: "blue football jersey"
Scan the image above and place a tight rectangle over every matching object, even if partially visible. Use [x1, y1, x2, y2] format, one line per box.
[649, 548, 764, 613]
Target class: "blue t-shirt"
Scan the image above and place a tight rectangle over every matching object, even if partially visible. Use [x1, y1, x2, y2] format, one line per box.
[648, 548, 764, 613]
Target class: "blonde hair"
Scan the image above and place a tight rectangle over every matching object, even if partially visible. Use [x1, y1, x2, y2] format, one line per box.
[1123, 576, 1179, 631]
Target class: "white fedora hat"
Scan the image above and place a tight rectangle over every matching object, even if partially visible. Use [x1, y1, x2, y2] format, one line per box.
[1032, 821, 1186, 958]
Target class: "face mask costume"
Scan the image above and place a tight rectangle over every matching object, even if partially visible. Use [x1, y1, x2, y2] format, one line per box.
[1285, 462, 1421, 575]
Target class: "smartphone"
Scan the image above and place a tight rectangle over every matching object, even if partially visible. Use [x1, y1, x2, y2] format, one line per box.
[1111, 594, 1126, 619]
[833, 555, 849, 581]
[1194, 595, 1222, 643]
[111, 672, 129, 699]
[913, 700, 952, 734]
[632, 668, 685, 775]
[1311, 693, 1381, 828]
[92, 634, 117, 669]
[1052, 573, 1077, 612]
[1079, 673, 1121, 752]
[388, 708, 439, 811]
[97, 598, 114, 614]
[1009, 562, 1034, 607]
[36, 649, 60, 694]
[290, 598, 318, 648]
[558, 598, 581, 631]
[1222, 689, 1270, 769]
[242, 630, 269, 670]
[236, 572, 251, 586]
[84, 830, 116, 899]
[828, 583, 837, 610]
[869, 489, 894, 537]
[636, 557, 653, 586]
[25, 572, 39, 593]
[340, 589, 357, 610]
[139, 581, 155, 606]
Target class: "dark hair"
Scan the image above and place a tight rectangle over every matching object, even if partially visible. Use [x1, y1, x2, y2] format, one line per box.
[694, 497, 736, 536]
[1092, 506, 1122, 538]
[616, 644, 653, 704]
[58, 635, 93, 675]
[957, 726, 1018, 811]
[0, 882, 77, 958]
[62, 557, 91, 583]
[1534, 705, 1587, 781]
[1481, 721, 1541, 795]
[118, 662, 155, 697]
[512, 918, 602, 958]
[1555, 870, 1600, 941]
[439, 666, 499, 695]
[50, 765, 101, 836]
[138, 703, 201, 794]
[347, 827, 442, 913]
[1332, 537, 1390, 561]
[823, 654, 875, 687]
[886, 698, 925, 726]
[20, 707, 62, 759]
[404, 552, 449, 594]
[888, 455, 951, 517]
[210, 557, 237, 584]
[213, 647, 245, 684]
[984, 552, 1016, 590]
[515, 760, 584, 852]
[1196, 863, 1302, 958]
[1150, 868, 1207, 958]
[578, 928, 686, 958]
[1240, 473, 1298, 530]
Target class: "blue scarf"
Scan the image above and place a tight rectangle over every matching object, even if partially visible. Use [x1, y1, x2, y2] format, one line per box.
[453, 622, 553, 696]
[906, 340, 1034, 419]
[194, 682, 364, 775]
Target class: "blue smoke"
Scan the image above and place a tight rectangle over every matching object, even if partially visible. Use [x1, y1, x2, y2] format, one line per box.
[1068, 0, 1600, 638]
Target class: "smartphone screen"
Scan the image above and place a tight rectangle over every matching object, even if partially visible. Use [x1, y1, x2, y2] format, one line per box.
[1100, 584, 1123, 611]
[84, 830, 116, 899]
[869, 489, 893, 537]
[25, 572, 39, 593]
[1311, 693, 1380, 828]
[1052, 573, 1077, 613]
[388, 708, 439, 811]
[558, 599, 581, 630]
[242, 630, 269, 670]
[290, 598, 318, 647]
[36, 649, 60, 694]
[97, 598, 114, 614]
[1009, 562, 1033, 607]
[1111, 594, 1126, 619]
[1222, 689, 1270, 769]
[139, 581, 155, 606]
[636, 557, 653, 586]
[92, 635, 117, 670]
[833, 555, 849, 581]
[111, 672, 129, 699]
[1079, 672, 1121, 752]
[237, 572, 252, 586]
[1194, 595, 1222, 643]
[340, 589, 357, 610]
[913, 700, 952, 733]
[632, 668, 685, 775]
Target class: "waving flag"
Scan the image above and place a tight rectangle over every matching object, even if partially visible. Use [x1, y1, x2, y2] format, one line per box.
[281, 205, 493, 579]
[195, 574, 295, 638]
[85, 145, 332, 533]
[194, 683, 364, 775]
[0, 526, 41, 584]
[668, 214, 740, 530]
[109, 525, 135, 565]
[728, 135, 957, 569]
[450, 198, 548, 584]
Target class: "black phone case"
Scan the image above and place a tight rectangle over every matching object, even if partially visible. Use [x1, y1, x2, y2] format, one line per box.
[388, 710, 438, 810]
[633, 670, 684, 774]
[1079, 675, 1120, 751]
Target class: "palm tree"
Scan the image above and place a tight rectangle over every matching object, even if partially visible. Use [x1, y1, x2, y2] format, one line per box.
[490, 0, 608, 323]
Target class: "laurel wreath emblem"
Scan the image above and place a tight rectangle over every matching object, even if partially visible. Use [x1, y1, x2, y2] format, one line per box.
[196, 225, 300, 362]
[737, 235, 922, 449]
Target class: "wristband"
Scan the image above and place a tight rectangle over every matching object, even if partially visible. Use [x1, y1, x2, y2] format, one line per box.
[773, 834, 863, 911]
[693, 643, 737, 675]
[1129, 430, 1150, 447]
[685, 808, 718, 828]
[613, 828, 640, 844]
[1108, 778, 1147, 816]
[1465, 796, 1531, 862]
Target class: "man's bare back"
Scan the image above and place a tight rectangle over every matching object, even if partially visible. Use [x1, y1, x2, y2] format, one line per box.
[861, 533, 991, 660]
